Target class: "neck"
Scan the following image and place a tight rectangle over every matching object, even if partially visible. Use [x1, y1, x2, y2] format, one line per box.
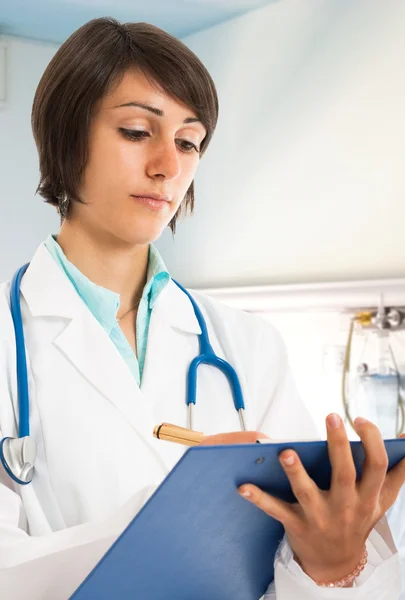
[56, 220, 149, 312]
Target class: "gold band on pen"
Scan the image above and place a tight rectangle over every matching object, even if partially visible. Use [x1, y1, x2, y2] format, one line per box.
[153, 423, 205, 446]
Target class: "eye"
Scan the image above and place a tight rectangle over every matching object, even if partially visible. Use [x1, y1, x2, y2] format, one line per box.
[118, 128, 199, 153]
[176, 139, 200, 154]
[119, 128, 150, 141]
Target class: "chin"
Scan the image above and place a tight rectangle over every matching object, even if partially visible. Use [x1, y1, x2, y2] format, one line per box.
[116, 220, 169, 246]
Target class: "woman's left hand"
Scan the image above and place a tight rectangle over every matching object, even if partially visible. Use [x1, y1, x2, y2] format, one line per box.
[237, 414, 405, 584]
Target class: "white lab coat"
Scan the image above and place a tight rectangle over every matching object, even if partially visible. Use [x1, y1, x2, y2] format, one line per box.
[0, 242, 401, 600]
[388, 486, 405, 599]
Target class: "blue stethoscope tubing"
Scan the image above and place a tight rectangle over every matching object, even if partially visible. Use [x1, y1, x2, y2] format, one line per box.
[172, 280, 246, 432]
[0, 264, 246, 485]
[0, 263, 34, 485]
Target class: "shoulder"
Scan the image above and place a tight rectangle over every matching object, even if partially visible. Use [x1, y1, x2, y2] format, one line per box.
[0, 281, 15, 434]
[0, 281, 14, 358]
[190, 289, 286, 356]
[0, 281, 12, 331]
[0, 281, 15, 373]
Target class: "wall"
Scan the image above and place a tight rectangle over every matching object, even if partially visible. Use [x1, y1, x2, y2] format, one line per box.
[1, 1, 405, 288]
[264, 309, 405, 440]
[157, 0, 405, 287]
[0, 36, 59, 281]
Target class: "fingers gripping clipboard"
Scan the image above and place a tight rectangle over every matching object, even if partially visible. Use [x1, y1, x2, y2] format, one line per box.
[71, 438, 405, 600]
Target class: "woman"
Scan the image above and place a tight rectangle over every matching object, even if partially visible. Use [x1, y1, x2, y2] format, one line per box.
[0, 17, 404, 599]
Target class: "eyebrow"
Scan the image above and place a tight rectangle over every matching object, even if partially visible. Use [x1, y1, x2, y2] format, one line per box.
[114, 101, 201, 125]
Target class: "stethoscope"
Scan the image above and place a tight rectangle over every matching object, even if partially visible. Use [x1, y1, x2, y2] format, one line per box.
[0, 263, 246, 485]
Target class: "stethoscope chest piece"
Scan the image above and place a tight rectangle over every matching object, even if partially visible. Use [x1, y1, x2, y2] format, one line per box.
[0, 436, 36, 484]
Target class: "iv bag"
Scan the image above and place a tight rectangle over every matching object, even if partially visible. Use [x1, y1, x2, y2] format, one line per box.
[351, 374, 401, 438]
[348, 330, 403, 438]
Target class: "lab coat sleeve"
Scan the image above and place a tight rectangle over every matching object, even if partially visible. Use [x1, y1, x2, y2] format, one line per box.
[0, 463, 156, 600]
[253, 321, 320, 440]
[387, 486, 405, 599]
[254, 321, 402, 599]
[263, 528, 402, 599]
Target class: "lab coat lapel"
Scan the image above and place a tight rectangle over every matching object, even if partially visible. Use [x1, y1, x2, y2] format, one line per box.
[20, 244, 157, 447]
[53, 313, 158, 441]
[140, 280, 202, 469]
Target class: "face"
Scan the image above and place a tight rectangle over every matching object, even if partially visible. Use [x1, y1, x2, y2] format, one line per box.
[71, 69, 206, 246]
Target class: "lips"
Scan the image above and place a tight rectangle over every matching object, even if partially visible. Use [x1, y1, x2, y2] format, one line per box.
[130, 194, 170, 211]
[131, 193, 170, 202]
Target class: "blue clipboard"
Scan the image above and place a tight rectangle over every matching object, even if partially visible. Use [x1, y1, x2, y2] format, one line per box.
[71, 438, 405, 600]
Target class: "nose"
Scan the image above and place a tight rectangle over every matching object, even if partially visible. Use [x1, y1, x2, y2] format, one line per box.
[146, 139, 181, 182]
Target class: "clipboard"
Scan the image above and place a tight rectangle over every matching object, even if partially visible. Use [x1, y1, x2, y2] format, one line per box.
[71, 438, 405, 600]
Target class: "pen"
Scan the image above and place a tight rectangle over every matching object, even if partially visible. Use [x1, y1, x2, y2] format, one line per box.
[153, 423, 205, 446]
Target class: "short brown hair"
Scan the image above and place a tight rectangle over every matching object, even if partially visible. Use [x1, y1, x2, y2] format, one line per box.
[31, 17, 219, 232]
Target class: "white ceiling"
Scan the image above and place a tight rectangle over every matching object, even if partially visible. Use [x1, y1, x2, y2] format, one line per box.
[0, 0, 275, 43]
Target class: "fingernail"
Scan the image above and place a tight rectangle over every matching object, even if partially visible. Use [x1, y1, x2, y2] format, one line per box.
[282, 453, 295, 466]
[327, 413, 341, 429]
[355, 417, 369, 426]
[239, 487, 252, 498]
